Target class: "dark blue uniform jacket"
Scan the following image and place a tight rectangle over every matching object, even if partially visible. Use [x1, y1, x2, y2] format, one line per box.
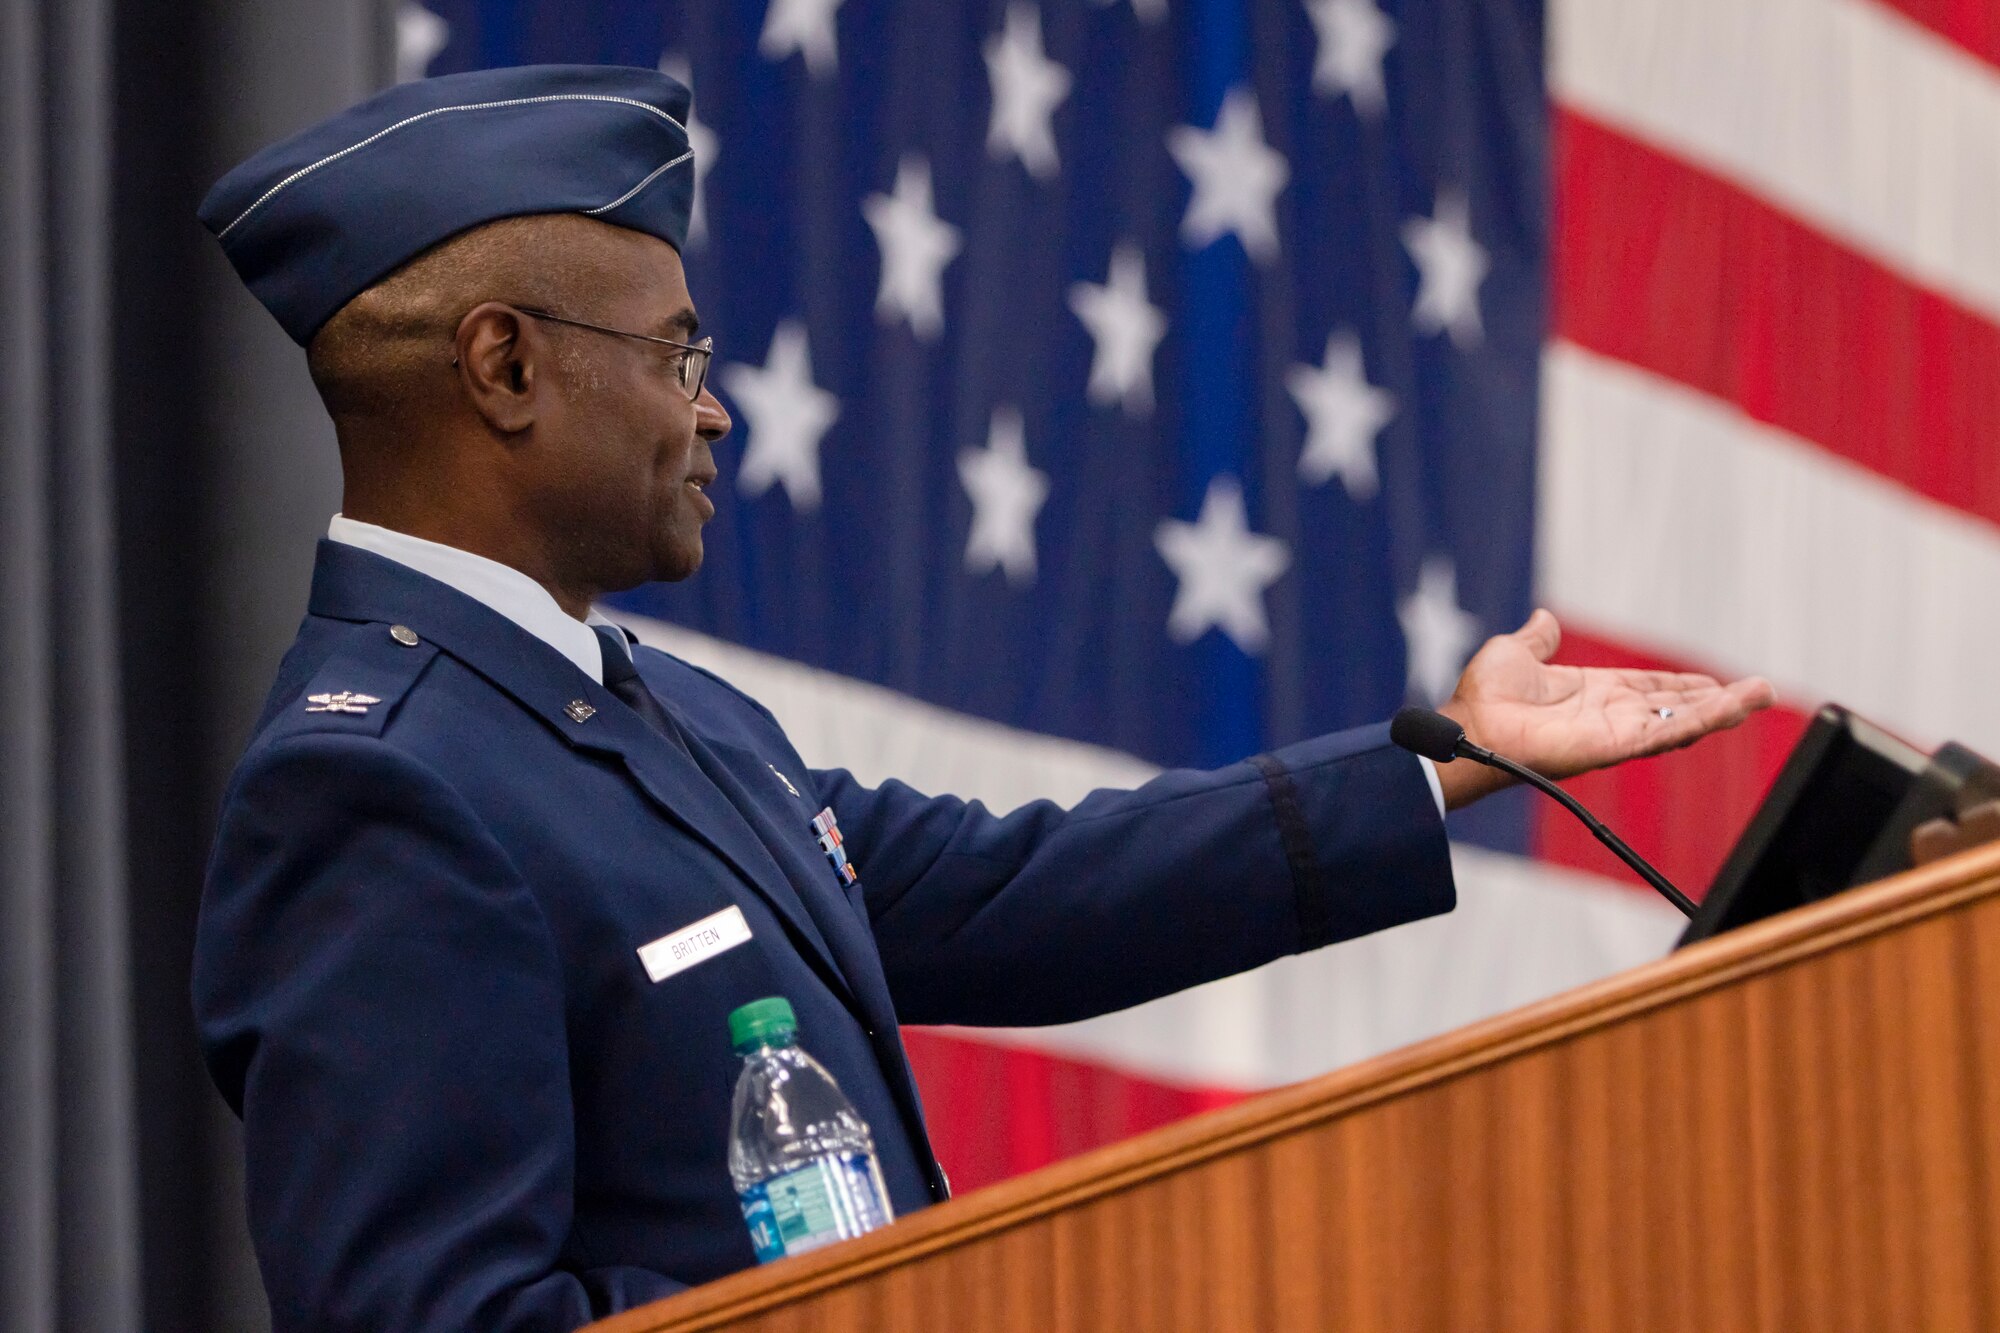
[194, 541, 1456, 1331]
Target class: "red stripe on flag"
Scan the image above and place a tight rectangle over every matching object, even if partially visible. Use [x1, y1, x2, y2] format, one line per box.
[1873, 0, 2000, 71]
[901, 1028, 1249, 1193]
[1552, 109, 2000, 532]
[1533, 625, 1813, 898]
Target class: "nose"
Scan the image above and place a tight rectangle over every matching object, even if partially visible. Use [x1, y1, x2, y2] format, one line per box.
[695, 385, 731, 443]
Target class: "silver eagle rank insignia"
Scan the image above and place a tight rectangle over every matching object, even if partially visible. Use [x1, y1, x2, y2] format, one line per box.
[305, 691, 382, 715]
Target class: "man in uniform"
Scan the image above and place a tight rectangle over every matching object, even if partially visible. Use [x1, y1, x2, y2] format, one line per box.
[193, 65, 1771, 1331]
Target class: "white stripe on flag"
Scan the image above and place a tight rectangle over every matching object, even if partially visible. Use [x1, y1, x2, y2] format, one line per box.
[615, 612, 1678, 1090]
[1551, 0, 2000, 323]
[617, 613, 1162, 811]
[1539, 340, 2000, 755]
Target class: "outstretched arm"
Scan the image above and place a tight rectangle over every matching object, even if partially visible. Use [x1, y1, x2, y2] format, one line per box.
[820, 724, 1454, 1028]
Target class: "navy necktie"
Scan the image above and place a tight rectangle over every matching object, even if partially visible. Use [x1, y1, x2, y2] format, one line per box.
[593, 625, 688, 753]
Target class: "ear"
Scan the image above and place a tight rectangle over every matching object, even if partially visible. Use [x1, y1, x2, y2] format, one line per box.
[452, 302, 544, 434]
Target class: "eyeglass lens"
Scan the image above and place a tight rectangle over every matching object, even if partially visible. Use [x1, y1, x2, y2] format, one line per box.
[681, 339, 713, 401]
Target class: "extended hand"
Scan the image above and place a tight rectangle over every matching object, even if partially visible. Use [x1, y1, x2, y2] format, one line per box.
[1432, 610, 1776, 810]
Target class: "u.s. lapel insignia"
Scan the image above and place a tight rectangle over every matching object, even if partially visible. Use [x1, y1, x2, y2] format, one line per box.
[305, 691, 381, 715]
[811, 807, 860, 886]
[768, 764, 800, 798]
[564, 700, 597, 723]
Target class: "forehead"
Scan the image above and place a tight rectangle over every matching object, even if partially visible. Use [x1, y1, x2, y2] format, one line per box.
[584, 221, 692, 318]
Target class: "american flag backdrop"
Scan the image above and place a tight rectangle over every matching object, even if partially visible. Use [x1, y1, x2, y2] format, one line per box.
[403, 0, 2000, 1192]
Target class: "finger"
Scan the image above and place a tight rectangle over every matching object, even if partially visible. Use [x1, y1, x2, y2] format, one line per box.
[1616, 668, 1725, 695]
[1639, 686, 1721, 712]
[1676, 678, 1775, 728]
[1627, 708, 1729, 759]
[1728, 676, 1778, 710]
[1511, 607, 1561, 663]
[1637, 675, 1772, 715]
[1638, 677, 1774, 752]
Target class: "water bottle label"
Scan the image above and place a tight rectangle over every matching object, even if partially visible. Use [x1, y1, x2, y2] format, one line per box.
[737, 1153, 890, 1262]
[739, 1187, 786, 1263]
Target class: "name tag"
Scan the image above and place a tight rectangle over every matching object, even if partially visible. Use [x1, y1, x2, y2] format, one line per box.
[637, 905, 752, 983]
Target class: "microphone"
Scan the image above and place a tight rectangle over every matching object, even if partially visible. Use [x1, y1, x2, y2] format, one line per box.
[1390, 706, 1697, 918]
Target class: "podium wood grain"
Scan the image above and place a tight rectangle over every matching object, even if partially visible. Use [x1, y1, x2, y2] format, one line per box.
[590, 844, 2000, 1332]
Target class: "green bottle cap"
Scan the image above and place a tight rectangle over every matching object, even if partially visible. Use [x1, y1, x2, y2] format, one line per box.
[728, 996, 798, 1053]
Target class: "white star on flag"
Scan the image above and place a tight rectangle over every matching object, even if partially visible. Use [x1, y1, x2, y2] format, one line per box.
[1402, 190, 1490, 348]
[1155, 477, 1292, 655]
[658, 55, 718, 248]
[1068, 242, 1168, 417]
[722, 319, 841, 512]
[958, 406, 1050, 586]
[1304, 0, 1397, 117]
[1167, 87, 1290, 265]
[759, 0, 845, 79]
[1287, 330, 1396, 500]
[1398, 556, 1480, 704]
[862, 155, 964, 341]
[395, 2, 449, 83]
[984, 4, 1073, 180]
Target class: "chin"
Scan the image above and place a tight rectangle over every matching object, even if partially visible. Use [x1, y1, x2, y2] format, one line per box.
[653, 541, 704, 584]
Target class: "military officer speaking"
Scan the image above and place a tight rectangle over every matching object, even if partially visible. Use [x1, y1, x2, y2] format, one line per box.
[192, 65, 1773, 1332]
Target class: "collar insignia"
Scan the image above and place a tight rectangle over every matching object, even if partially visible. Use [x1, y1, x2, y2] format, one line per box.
[306, 691, 381, 715]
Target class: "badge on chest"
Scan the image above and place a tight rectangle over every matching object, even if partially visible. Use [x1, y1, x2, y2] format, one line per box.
[637, 905, 753, 983]
[810, 808, 859, 886]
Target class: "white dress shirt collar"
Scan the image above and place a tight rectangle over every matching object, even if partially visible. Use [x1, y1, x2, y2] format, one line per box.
[327, 515, 630, 684]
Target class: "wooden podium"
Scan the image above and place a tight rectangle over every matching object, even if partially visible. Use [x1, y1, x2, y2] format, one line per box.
[591, 845, 2000, 1331]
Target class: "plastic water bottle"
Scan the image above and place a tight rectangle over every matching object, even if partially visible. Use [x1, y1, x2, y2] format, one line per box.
[727, 996, 895, 1263]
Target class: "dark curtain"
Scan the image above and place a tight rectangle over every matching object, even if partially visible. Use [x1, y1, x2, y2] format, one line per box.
[1, 0, 140, 1327]
[4, 1, 393, 1328]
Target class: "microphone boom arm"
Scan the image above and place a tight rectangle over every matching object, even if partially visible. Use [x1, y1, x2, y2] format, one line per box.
[1389, 705, 1696, 918]
[1464, 743, 1697, 917]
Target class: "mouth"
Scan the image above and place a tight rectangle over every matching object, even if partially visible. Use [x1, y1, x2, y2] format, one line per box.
[685, 469, 717, 520]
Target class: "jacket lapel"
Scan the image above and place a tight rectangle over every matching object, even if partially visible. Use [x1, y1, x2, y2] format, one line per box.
[558, 699, 856, 1005]
[307, 542, 858, 1009]
[668, 723, 897, 1021]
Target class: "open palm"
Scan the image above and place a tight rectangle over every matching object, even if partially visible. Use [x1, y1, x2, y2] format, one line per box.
[1434, 610, 1775, 807]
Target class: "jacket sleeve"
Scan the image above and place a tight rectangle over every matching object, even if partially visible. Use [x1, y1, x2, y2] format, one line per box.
[813, 722, 1455, 1027]
[194, 732, 683, 1332]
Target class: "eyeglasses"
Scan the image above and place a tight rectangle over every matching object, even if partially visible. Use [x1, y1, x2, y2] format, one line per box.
[514, 306, 715, 402]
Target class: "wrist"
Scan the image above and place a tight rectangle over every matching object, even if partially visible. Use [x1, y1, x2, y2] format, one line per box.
[1431, 700, 1514, 810]
[1434, 755, 1512, 810]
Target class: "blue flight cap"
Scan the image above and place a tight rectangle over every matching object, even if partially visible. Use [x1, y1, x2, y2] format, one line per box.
[199, 64, 696, 345]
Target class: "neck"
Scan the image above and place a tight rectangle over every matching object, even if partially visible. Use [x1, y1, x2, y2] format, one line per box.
[341, 498, 597, 622]
[338, 424, 605, 620]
